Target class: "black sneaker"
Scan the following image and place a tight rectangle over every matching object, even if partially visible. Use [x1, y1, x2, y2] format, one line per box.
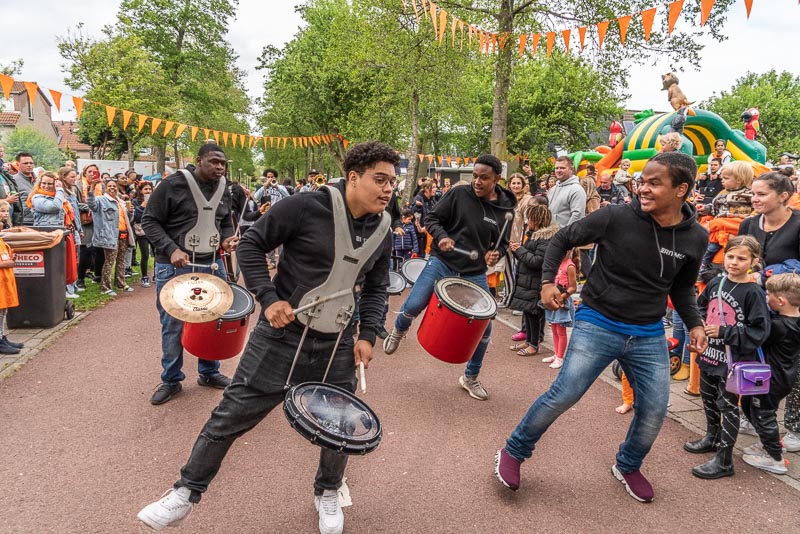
[75, 279, 86, 290]
[150, 382, 182, 405]
[197, 374, 231, 389]
[0, 338, 20, 355]
[3, 336, 24, 350]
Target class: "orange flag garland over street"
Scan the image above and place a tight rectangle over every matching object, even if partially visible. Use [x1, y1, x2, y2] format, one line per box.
[137, 114, 148, 133]
[150, 118, 163, 136]
[105, 105, 117, 127]
[597, 20, 609, 50]
[700, 0, 716, 26]
[48, 89, 62, 112]
[122, 109, 133, 130]
[190, 126, 199, 142]
[72, 96, 84, 119]
[0, 74, 13, 100]
[641, 8, 657, 42]
[668, 0, 685, 34]
[23, 82, 38, 108]
[617, 15, 631, 46]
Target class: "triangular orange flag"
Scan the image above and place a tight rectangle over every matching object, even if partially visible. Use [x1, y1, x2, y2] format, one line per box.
[342, 139, 349, 150]
[446, 156, 452, 166]
[438, 10, 447, 44]
[531, 34, 540, 55]
[519, 34, 528, 58]
[498, 33, 508, 50]
[137, 114, 147, 133]
[418, 154, 424, 162]
[190, 126, 199, 142]
[263, 137, 268, 150]
[437, 155, 443, 165]
[213, 131, 221, 143]
[73, 97, 84, 119]
[700, 0, 716, 26]
[578, 27, 587, 51]
[121, 110, 133, 130]
[455, 157, 461, 165]
[641, 8, 657, 42]
[23, 82, 38, 108]
[427, 155, 434, 164]
[270, 137, 275, 148]
[240, 134, 246, 147]
[597, 21, 610, 50]
[162, 121, 175, 137]
[491, 34, 498, 53]
[451, 14, 457, 46]
[546, 32, 555, 57]
[203, 128, 211, 141]
[0, 74, 13, 100]
[430, 2, 438, 35]
[618, 15, 631, 46]
[222, 132, 230, 146]
[561, 29, 571, 53]
[175, 124, 188, 138]
[744, 0, 753, 18]
[411, 0, 419, 22]
[292, 137, 298, 148]
[420, 0, 427, 15]
[282, 137, 288, 149]
[48, 89, 62, 112]
[668, 1, 684, 35]
[150, 118, 163, 135]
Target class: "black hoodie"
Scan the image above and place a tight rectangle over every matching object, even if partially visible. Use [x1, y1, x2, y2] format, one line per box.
[236, 180, 391, 345]
[425, 184, 517, 275]
[542, 197, 708, 328]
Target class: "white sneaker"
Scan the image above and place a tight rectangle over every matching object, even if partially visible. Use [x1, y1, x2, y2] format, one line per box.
[784, 431, 800, 453]
[549, 357, 563, 369]
[65, 292, 80, 300]
[137, 487, 193, 531]
[314, 489, 344, 534]
[742, 452, 789, 475]
[742, 441, 786, 456]
[541, 355, 555, 363]
[739, 417, 758, 436]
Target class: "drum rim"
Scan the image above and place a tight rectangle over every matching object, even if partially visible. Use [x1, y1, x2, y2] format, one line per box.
[283, 381, 382, 452]
[387, 271, 406, 294]
[400, 258, 427, 283]
[433, 277, 497, 319]
[222, 283, 256, 320]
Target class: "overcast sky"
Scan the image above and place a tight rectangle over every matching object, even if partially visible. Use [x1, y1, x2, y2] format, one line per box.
[2, 0, 798, 124]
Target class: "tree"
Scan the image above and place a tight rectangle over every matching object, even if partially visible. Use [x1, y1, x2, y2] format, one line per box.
[5, 127, 66, 170]
[0, 59, 24, 76]
[705, 70, 800, 162]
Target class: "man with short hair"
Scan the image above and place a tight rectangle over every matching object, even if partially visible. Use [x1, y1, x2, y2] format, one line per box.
[695, 157, 723, 214]
[383, 154, 516, 401]
[13, 152, 36, 225]
[598, 173, 628, 206]
[547, 157, 586, 228]
[496, 152, 709, 503]
[0, 148, 21, 225]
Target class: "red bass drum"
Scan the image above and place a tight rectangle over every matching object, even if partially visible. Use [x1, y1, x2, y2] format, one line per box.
[417, 277, 497, 364]
[182, 283, 255, 360]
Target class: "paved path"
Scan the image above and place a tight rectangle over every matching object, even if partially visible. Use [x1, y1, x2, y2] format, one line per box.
[2, 288, 800, 533]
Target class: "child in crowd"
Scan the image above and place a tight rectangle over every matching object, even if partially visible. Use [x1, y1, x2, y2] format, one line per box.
[699, 161, 754, 270]
[685, 236, 770, 479]
[740, 273, 800, 474]
[0, 231, 22, 354]
[542, 248, 579, 369]
[392, 209, 419, 266]
[508, 204, 559, 357]
[0, 199, 12, 229]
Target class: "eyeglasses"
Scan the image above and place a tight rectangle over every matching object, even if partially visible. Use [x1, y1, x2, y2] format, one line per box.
[363, 172, 395, 188]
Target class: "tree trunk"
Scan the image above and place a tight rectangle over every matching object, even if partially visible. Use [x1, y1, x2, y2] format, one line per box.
[404, 88, 421, 206]
[490, 0, 515, 158]
[126, 136, 135, 169]
[155, 144, 166, 175]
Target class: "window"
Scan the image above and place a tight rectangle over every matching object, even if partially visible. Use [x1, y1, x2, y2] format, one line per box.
[0, 97, 12, 112]
[27, 95, 33, 120]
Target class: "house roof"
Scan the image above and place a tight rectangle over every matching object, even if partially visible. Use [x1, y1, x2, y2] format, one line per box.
[53, 121, 92, 151]
[0, 111, 21, 126]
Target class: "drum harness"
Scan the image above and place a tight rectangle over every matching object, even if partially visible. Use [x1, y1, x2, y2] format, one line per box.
[179, 169, 225, 274]
[284, 185, 390, 389]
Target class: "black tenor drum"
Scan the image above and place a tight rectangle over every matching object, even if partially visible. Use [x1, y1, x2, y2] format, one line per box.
[387, 271, 407, 295]
[400, 258, 427, 285]
[283, 382, 382, 455]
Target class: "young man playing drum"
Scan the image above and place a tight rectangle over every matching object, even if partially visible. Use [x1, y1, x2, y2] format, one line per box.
[383, 154, 517, 400]
[137, 141, 396, 534]
[495, 152, 709, 503]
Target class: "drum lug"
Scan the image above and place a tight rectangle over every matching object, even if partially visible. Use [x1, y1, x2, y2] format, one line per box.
[216, 318, 223, 331]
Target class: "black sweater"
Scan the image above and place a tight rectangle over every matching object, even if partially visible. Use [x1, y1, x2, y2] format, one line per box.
[763, 314, 800, 397]
[425, 184, 517, 275]
[236, 181, 391, 345]
[738, 210, 800, 267]
[542, 197, 708, 328]
[697, 277, 771, 376]
[141, 169, 234, 264]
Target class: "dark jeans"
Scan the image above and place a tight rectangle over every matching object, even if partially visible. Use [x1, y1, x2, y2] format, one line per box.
[523, 307, 546, 348]
[699, 370, 740, 448]
[741, 394, 784, 460]
[176, 321, 357, 502]
[78, 244, 93, 281]
[136, 236, 151, 278]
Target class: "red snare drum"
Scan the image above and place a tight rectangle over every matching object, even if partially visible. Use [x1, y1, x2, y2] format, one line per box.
[417, 278, 497, 364]
[182, 283, 255, 360]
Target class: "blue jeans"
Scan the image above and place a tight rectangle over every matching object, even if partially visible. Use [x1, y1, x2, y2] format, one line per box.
[505, 320, 671, 473]
[155, 261, 226, 384]
[394, 256, 492, 377]
[671, 309, 691, 364]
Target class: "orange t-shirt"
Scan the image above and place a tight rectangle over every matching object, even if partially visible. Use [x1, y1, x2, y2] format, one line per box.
[116, 199, 128, 233]
[0, 239, 19, 309]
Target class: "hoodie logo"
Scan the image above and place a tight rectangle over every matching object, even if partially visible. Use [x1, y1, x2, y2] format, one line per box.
[483, 216, 497, 225]
[660, 247, 686, 260]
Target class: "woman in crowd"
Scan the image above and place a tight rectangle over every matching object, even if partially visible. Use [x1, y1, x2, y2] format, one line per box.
[76, 164, 102, 290]
[58, 166, 84, 296]
[88, 179, 135, 296]
[503, 173, 532, 309]
[132, 181, 154, 288]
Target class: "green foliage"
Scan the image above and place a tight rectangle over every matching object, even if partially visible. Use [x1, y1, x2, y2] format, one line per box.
[0, 59, 24, 76]
[4, 127, 65, 170]
[705, 70, 800, 163]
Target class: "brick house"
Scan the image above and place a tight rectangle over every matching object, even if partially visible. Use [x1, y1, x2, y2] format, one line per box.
[53, 121, 93, 160]
[0, 82, 58, 143]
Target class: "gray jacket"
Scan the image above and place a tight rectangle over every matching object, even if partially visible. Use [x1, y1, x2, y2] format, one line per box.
[547, 175, 586, 228]
[13, 172, 35, 225]
[87, 192, 135, 249]
[31, 188, 66, 227]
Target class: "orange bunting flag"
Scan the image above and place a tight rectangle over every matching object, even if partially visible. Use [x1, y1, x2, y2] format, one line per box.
[668, 0, 684, 34]
[468, 25, 473, 48]
[546, 32, 555, 57]
[459, 19, 464, 49]
[23, 82, 38, 108]
[162, 121, 175, 137]
[519, 34, 528, 58]
[618, 15, 631, 46]
[203, 128, 211, 141]
[150, 118, 163, 135]
[213, 131, 221, 143]
[137, 114, 147, 133]
[72, 98, 84, 119]
[451, 15, 457, 46]
[105, 105, 117, 127]
[700, 0, 716, 26]
[418, 154, 424, 162]
[531, 33, 540, 55]
[420, 0, 427, 14]
[438, 10, 447, 44]
[437, 155, 444, 165]
[190, 126, 199, 142]
[744, 0, 753, 18]
[411, 0, 419, 22]
[263, 137, 269, 150]
[342, 139, 349, 150]
[561, 29, 571, 53]
[578, 27, 587, 51]
[455, 157, 461, 166]
[430, 2, 438, 35]
[222, 132, 229, 147]
[641, 8, 657, 42]
[240, 134, 246, 147]
[597, 21, 610, 50]
[121, 110, 133, 130]
[446, 156, 452, 166]
[427, 155, 434, 164]
[491, 34, 498, 53]
[292, 138, 298, 148]
[48, 89, 62, 112]
[270, 137, 275, 148]
[0, 74, 13, 100]
[174, 124, 188, 139]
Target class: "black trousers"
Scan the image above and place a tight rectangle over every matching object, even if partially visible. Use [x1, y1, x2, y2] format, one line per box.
[523, 307, 546, 347]
[699, 370, 740, 448]
[177, 321, 357, 502]
[741, 393, 785, 460]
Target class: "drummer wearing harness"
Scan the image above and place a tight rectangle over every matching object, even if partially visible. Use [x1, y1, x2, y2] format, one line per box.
[142, 143, 240, 406]
[383, 154, 516, 401]
[137, 141, 396, 534]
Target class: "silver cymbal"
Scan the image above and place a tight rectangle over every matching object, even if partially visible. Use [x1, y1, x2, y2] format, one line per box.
[160, 273, 233, 323]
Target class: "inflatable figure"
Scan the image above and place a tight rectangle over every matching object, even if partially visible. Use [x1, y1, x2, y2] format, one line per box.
[741, 108, 760, 141]
[608, 120, 624, 148]
[661, 73, 696, 115]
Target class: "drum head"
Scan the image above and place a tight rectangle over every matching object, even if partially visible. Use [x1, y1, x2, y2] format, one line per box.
[387, 271, 406, 295]
[401, 258, 427, 285]
[434, 277, 497, 320]
[283, 382, 381, 455]
[223, 284, 256, 320]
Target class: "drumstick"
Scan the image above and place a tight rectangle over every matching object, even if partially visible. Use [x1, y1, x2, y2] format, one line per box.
[359, 361, 366, 393]
[452, 247, 479, 260]
[492, 212, 515, 252]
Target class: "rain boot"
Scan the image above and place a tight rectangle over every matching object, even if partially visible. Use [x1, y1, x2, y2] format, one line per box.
[673, 362, 690, 381]
[685, 352, 700, 396]
[691, 446, 734, 479]
[684, 431, 719, 454]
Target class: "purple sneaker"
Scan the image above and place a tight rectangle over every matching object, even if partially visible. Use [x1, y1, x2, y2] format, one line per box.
[611, 464, 654, 503]
[495, 449, 520, 491]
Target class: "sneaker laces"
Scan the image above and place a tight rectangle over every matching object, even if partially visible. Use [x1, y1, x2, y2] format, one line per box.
[319, 492, 340, 515]
[158, 489, 192, 512]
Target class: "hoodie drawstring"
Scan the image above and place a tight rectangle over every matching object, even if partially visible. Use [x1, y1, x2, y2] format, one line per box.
[652, 223, 664, 278]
